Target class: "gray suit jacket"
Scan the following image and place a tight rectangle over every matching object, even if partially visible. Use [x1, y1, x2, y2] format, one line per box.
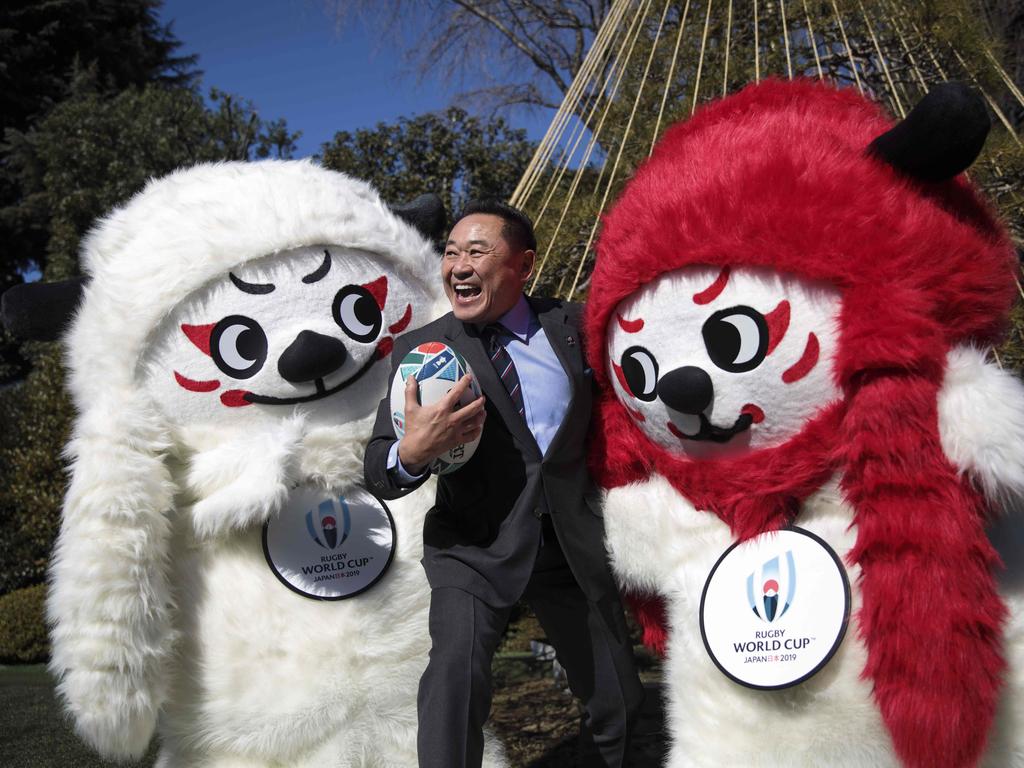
[363, 296, 615, 606]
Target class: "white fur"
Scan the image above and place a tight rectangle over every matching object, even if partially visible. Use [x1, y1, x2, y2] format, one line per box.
[604, 474, 1024, 766]
[939, 344, 1024, 511]
[50, 161, 505, 766]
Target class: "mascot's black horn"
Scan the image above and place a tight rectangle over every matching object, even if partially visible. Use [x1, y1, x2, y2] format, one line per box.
[390, 193, 447, 244]
[867, 81, 990, 182]
[1, 276, 87, 342]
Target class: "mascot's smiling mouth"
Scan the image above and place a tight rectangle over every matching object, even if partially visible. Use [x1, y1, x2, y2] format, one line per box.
[667, 410, 756, 443]
[221, 337, 392, 407]
[667, 403, 765, 444]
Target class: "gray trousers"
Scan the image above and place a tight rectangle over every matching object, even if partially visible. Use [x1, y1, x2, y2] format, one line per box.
[417, 518, 644, 768]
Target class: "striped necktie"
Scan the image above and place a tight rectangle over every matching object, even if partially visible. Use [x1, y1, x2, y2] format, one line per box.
[484, 324, 526, 420]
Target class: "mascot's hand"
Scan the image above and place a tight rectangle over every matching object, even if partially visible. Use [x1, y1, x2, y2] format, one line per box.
[938, 344, 1024, 513]
[296, 413, 376, 492]
[53, 664, 163, 760]
[187, 417, 305, 538]
[602, 476, 697, 592]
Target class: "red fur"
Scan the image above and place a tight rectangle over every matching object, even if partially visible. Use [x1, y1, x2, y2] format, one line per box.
[625, 592, 670, 657]
[585, 79, 1018, 767]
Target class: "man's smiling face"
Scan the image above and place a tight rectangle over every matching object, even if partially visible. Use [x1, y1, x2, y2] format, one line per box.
[442, 213, 534, 325]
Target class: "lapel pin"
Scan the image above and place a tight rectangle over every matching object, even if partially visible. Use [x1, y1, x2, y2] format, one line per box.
[566, 335, 575, 346]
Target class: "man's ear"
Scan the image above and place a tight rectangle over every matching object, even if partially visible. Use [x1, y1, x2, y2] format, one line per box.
[520, 250, 536, 283]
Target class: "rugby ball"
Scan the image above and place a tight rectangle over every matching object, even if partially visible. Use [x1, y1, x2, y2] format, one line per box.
[390, 341, 482, 474]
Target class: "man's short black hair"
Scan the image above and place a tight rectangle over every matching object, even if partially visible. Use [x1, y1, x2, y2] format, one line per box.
[455, 199, 537, 254]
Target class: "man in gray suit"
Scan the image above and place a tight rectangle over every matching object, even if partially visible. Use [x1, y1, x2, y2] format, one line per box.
[363, 200, 643, 768]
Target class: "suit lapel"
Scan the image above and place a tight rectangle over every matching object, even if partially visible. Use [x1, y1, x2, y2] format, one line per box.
[531, 297, 583, 460]
[443, 314, 541, 460]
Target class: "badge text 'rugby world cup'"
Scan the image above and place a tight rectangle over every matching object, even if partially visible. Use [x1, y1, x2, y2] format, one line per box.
[263, 485, 396, 600]
[700, 527, 851, 690]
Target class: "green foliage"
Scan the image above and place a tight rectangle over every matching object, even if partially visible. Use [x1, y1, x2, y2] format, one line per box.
[0, 345, 72, 594]
[320, 107, 534, 214]
[0, 42, 298, 599]
[0, 584, 49, 663]
[1, 0, 198, 281]
[6, 80, 300, 280]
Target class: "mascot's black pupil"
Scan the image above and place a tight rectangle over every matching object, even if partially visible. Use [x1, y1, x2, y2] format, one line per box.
[210, 314, 268, 379]
[621, 346, 659, 401]
[702, 306, 769, 373]
[333, 285, 382, 343]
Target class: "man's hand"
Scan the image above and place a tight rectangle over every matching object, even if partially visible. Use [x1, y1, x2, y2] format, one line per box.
[397, 374, 486, 474]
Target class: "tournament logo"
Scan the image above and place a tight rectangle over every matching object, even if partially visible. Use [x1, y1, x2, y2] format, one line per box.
[700, 526, 851, 690]
[305, 497, 352, 550]
[746, 551, 796, 623]
[264, 486, 397, 601]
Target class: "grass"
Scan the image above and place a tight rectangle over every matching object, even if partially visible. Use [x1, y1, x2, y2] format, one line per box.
[0, 659, 664, 767]
[0, 664, 157, 768]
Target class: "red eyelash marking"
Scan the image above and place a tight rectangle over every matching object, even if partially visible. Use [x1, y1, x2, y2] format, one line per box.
[764, 300, 790, 356]
[174, 371, 219, 392]
[782, 333, 819, 384]
[612, 361, 634, 397]
[181, 323, 215, 356]
[616, 314, 644, 333]
[388, 304, 413, 334]
[376, 337, 394, 359]
[693, 266, 731, 305]
[362, 276, 388, 310]
[220, 390, 253, 408]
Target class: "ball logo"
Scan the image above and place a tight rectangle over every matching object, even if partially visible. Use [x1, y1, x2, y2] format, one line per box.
[305, 497, 352, 550]
[747, 551, 796, 623]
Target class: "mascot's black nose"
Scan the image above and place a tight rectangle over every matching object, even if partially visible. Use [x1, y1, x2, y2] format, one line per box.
[278, 331, 349, 383]
[657, 366, 714, 414]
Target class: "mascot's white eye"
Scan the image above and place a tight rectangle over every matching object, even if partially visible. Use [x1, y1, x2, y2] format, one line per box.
[210, 315, 268, 379]
[333, 285, 382, 343]
[702, 306, 768, 373]
[620, 345, 659, 401]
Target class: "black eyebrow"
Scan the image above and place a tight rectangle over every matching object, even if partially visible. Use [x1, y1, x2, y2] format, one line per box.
[302, 250, 332, 284]
[445, 239, 490, 247]
[229, 272, 275, 294]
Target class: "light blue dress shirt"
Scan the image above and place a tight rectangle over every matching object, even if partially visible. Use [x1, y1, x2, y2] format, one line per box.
[387, 294, 572, 482]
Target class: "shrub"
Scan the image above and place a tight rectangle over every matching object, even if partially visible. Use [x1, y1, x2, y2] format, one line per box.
[0, 583, 49, 663]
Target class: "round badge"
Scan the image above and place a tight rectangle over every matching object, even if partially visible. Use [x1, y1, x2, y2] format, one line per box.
[262, 485, 396, 601]
[699, 526, 851, 690]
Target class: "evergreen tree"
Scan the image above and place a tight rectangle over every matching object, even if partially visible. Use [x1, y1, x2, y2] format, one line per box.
[320, 107, 534, 216]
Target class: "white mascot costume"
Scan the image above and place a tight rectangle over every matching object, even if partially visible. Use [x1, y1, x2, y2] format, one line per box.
[584, 81, 1024, 767]
[34, 161, 506, 766]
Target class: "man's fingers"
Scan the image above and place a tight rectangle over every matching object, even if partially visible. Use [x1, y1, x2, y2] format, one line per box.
[450, 396, 486, 423]
[441, 374, 474, 408]
[403, 373, 420, 411]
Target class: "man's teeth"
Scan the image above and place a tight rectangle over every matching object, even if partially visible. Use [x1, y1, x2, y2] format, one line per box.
[454, 285, 480, 296]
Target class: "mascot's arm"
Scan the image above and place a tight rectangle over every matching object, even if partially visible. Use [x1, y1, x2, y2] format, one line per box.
[602, 475, 698, 655]
[186, 415, 305, 538]
[47, 406, 176, 760]
[938, 344, 1024, 510]
[602, 478, 697, 592]
[844, 367, 1005, 768]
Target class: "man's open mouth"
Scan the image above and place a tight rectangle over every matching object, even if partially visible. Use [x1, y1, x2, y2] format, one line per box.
[452, 283, 482, 305]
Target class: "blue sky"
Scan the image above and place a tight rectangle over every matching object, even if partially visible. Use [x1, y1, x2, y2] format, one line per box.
[158, 0, 552, 157]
